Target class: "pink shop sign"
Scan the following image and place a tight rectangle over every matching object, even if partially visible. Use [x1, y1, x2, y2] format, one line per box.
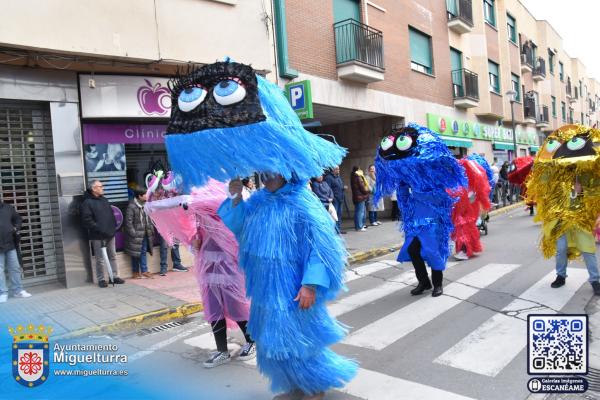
[83, 123, 168, 144]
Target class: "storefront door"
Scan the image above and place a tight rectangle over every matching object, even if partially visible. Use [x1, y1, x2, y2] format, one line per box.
[0, 101, 64, 287]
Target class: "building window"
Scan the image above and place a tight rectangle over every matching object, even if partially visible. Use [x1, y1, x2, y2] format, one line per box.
[548, 50, 555, 74]
[507, 14, 517, 43]
[511, 73, 520, 101]
[581, 112, 584, 124]
[551, 96, 557, 117]
[484, 0, 496, 26]
[561, 101, 566, 121]
[559, 61, 564, 81]
[570, 108, 574, 123]
[488, 60, 500, 94]
[409, 27, 433, 75]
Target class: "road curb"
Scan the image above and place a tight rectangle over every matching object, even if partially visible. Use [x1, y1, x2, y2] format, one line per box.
[60, 206, 519, 339]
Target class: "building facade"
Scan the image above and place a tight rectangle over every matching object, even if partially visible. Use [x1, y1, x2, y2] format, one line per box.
[279, 0, 600, 185]
[0, 0, 276, 289]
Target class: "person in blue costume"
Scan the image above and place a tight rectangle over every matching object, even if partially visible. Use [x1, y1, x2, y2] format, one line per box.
[375, 124, 466, 297]
[163, 60, 357, 400]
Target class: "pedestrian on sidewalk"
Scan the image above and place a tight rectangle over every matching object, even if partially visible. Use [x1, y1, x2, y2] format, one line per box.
[81, 180, 124, 288]
[0, 200, 32, 302]
[158, 235, 189, 276]
[351, 166, 370, 232]
[365, 164, 383, 226]
[390, 190, 400, 221]
[374, 124, 466, 298]
[242, 177, 256, 197]
[325, 166, 347, 234]
[125, 188, 155, 280]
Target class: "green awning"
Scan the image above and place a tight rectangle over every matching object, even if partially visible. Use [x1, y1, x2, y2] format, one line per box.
[441, 136, 472, 148]
[493, 142, 515, 151]
[530, 145, 540, 152]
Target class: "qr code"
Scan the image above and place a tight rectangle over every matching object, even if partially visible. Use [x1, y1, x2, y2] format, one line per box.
[528, 315, 587, 374]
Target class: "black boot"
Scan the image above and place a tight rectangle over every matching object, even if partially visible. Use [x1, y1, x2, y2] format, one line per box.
[592, 282, 600, 296]
[411, 280, 432, 295]
[550, 275, 566, 288]
[431, 270, 443, 297]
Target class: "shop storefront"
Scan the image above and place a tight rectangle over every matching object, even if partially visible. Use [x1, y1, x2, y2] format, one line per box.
[78, 74, 192, 279]
[426, 113, 539, 162]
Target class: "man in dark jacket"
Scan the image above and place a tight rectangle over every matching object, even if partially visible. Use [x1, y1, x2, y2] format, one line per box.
[350, 166, 370, 231]
[0, 201, 31, 302]
[324, 166, 347, 234]
[81, 180, 124, 287]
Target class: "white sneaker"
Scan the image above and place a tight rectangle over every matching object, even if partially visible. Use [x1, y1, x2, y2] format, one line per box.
[203, 351, 230, 368]
[0, 294, 7, 303]
[14, 290, 32, 298]
[453, 251, 469, 261]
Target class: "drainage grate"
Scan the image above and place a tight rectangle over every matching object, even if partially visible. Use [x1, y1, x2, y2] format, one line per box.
[136, 320, 187, 337]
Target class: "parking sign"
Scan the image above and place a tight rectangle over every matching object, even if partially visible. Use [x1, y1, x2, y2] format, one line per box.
[285, 80, 313, 119]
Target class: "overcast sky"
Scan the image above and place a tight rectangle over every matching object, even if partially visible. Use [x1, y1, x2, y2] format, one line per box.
[519, 0, 599, 81]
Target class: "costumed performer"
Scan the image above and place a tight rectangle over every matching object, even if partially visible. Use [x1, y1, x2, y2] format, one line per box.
[526, 124, 600, 295]
[163, 60, 357, 400]
[144, 176, 254, 368]
[507, 156, 535, 216]
[451, 157, 492, 260]
[374, 123, 466, 297]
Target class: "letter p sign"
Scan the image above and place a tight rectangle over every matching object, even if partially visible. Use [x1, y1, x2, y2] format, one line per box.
[290, 86, 304, 110]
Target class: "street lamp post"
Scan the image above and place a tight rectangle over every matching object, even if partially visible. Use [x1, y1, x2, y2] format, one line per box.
[506, 90, 518, 160]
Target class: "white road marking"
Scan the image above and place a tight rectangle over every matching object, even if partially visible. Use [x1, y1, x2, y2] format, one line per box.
[331, 263, 458, 318]
[129, 323, 208, 362]
[434, 269, 588, 377]
[345, 261, 393, 283]
[343, 264, 520, 350]
[341, 368, 476, 400]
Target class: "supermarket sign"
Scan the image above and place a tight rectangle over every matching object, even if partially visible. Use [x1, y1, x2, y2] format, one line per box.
[426, 113, 538, 145]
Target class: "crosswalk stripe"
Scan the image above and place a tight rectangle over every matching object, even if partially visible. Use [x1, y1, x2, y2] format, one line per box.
[332, 262, 459, 318]
[345, 261, 394, 283]
[434, 269, 588, 377]
[342, 263, 520, 350]
[341, 368, 476, 400]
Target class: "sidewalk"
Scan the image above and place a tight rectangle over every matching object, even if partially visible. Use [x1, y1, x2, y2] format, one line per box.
[0, 217, 404, 339]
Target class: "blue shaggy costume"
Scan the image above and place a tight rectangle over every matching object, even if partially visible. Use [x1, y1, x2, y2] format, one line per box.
[164, 61, 357, 396]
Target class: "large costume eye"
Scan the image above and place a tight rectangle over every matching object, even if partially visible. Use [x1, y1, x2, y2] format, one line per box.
[545, 139, 561, 153]
[213, 78, 246, 106]
[380, 136, 394, 151]
[178, 86, 207, 112]
[566, 137, 586, 151]
[395, 135, 413, 151]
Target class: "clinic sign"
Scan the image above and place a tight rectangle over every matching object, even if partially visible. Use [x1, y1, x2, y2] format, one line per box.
[426, 113, 538, 145]
[285, 80, 313, 120]
[79, 75, 172, 119]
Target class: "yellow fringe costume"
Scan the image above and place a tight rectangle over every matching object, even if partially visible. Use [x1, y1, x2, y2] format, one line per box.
[526, 124, 600, 259]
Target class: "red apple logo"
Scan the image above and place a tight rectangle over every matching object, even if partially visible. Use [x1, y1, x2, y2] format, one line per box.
[137, 79, 171, 116]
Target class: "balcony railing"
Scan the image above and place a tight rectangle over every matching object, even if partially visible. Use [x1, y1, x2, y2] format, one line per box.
[333, 19, 384, 70]
[521, 44, 534, 70]
[452, 68, 479, 100]
[533, 58, 546, 78]
[537, 105, 549, 124]
[447, 0, 473, 27]
[524, 98, 536, 120]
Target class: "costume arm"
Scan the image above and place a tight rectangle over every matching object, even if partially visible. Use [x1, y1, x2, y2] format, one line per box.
[301, 250, 331, 289]
[217, 198, 247, 239]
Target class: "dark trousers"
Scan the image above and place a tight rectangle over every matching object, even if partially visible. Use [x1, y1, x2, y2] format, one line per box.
[391, 201, 400, 221]
[407, 238, 443, 287]
[211, 319, 253, 352]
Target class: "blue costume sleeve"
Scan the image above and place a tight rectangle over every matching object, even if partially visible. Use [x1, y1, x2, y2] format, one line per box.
[217, 198, 246, 239]
[301, 250, 332, 289]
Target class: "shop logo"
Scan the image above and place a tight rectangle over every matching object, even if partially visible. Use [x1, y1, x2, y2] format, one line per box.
[452, 120, 460, 135]
[438, 118, 447, 132]
[473, 123, 481, 137]
[463, 122, 470, 136]
[10, 324, 52, 388]
[112, 205, 124, 230]
[137, 79, 171, 116]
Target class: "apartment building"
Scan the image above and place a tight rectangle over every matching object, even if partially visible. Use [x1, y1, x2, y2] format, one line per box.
[279, 0, 600, 175]
[0, 0, 275, 289]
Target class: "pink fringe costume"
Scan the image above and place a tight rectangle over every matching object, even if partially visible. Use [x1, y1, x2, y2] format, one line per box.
[144, 180, 249, 324]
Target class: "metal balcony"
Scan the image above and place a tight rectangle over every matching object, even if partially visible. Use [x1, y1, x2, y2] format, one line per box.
[334, 19, 385, 83]
[524, 98, 537, 124]
[520, 45, 534, 73]
[447, 0, 474, 34]
[533, 58, 546, 82]
[536, 105, 549, 128]
[451, 68, 479, 108]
